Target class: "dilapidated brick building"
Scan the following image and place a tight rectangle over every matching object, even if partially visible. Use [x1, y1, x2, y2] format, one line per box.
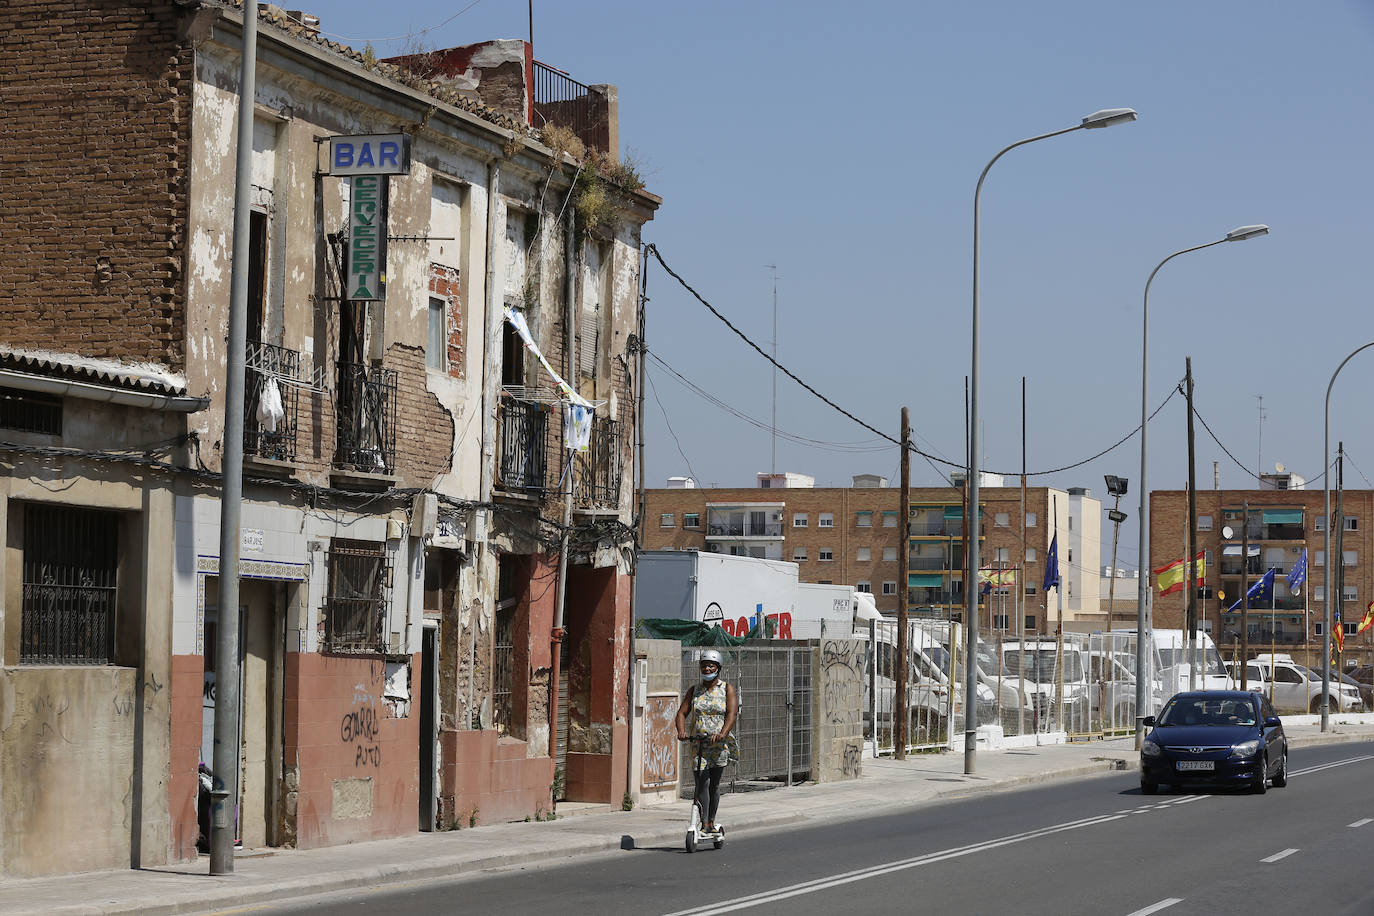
[0, 0, 656, 877]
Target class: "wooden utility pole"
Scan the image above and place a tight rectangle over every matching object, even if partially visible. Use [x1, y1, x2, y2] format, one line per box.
[1185, 358, 1200, 685]
[895, 407, 911, 759]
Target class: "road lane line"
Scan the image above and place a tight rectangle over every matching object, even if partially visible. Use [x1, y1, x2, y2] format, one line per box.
[1260, 848, 1299, 863]
[1290, 754, 1374, 777]
[662, 815, 1130, 916]
[1126, 898, 1182, 916]
[1348, 818, 1372, 828]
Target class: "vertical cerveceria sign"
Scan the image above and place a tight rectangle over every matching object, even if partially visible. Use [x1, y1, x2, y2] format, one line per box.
[329, 134, 412, 302]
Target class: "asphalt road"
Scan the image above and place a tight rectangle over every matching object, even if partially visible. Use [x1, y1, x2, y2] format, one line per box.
[243, 741, 1374, 916]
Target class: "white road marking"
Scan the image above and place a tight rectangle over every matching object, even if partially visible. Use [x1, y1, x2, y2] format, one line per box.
[1290, 754, 1374, 777]
[1260, 848, 1299, 863]
[1126, 898, 1183, 916]
[1348, 818, 1372, 828]
[662, 813, 1129, 916]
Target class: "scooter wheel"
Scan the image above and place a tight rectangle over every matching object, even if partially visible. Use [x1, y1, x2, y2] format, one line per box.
[713, 827, 725, 850]
[685, 830, 696, 854]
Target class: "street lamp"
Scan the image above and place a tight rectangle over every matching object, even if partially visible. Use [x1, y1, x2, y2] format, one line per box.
[967, 107, 1137, 775]
[1104, 475, 1129, 633]
[1322, 341, 1374, 731]
[1134, 224, 1269, 748]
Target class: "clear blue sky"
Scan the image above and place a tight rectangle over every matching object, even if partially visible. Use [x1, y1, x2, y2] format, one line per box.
[321, 1, 1374, 571]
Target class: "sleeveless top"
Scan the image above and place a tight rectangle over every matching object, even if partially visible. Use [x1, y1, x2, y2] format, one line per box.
[688, 680, 735, 770]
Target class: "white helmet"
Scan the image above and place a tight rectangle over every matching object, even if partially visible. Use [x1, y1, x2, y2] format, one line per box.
[698, 649, 724, 667]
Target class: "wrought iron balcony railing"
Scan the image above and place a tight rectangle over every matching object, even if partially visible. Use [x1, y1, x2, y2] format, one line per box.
[244, 341, 301, 462]
[498, 397, 550, 494]
[572, 416, 624, 509]
[334, 361, 398, 474]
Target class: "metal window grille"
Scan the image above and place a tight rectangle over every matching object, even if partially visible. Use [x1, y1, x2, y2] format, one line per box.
[492, 600, 516, 734]
[334, 361, 398, 473]
[324, 539, 390, 654]
[572, 417, 624, 508]
[21, 504, 118, 664]
[244, 341, 300, 461]
[497, 397, 550, 493]
[0, 386, 62, 435]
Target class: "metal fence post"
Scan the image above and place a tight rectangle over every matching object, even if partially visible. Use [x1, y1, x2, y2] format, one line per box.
[785, 649, 794, 787]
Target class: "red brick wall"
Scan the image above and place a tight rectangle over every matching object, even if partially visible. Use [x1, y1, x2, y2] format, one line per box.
[428, 264, 464, 379]
[384, 342, 455, 486]
[0, 0, 189, 368]
[284, 652, 420, 849]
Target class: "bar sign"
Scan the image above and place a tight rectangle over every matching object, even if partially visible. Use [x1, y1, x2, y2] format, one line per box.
[348, 175, 386, 301]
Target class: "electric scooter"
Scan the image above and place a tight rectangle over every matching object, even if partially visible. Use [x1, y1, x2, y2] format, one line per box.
[684, 737, 725, 853]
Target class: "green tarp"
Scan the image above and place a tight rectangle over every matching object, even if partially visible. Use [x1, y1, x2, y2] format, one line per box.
[909, 573, 943, 587]
[1262, 509, 1303, 525]
[636, 617, 775, 646]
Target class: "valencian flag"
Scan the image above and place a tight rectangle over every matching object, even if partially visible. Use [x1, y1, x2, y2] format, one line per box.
[1226, 568, 1275, 612]
[1154, 551, 1205, 597]
[1287, 549, 1308, 591]
[1358, 601, 1374, 636]
[1042, 534, 1060, 592]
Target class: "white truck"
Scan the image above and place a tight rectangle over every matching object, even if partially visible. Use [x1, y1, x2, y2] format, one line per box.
[634, 550, 880, 639]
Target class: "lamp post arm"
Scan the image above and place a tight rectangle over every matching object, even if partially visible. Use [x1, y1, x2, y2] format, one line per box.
[1134, 235, 1225, 748]
[1321, 339, 1374, 732]
[967, 121, 1083, 776]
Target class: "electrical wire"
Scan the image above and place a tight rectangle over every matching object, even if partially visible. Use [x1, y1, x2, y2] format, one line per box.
[648, 243, 1183, 479]
[320, 0, 489, 45]
[645, 367, 701, 485]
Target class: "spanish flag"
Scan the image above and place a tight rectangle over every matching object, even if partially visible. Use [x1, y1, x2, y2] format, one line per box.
[1154, 551, 1205, 597]
[1358, 601, 1374, 636]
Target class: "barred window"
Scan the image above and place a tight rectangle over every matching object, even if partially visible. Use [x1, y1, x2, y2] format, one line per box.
[1, 386, 62, 435]
[21, 503, 118, 664]
[324, 539, 389, 653]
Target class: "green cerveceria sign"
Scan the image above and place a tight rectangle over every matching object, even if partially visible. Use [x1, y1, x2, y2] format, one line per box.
[347, 175, 386, 301]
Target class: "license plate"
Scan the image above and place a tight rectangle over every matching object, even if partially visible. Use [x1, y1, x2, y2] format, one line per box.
[1176, 760, 1214, 771]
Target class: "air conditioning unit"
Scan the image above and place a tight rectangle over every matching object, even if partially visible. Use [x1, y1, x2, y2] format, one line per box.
[772, 511, 784, 521]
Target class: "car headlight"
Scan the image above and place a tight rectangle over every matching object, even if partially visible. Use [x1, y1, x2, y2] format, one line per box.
[1229, 739, 1260, 758]
[1141, 739, 1162, 758]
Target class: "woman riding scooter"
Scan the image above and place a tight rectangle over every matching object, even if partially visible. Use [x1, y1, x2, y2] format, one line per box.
[675, 648, 739, 837]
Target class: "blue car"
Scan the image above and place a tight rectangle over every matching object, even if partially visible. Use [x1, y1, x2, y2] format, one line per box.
[1139, 691, 1287, 795]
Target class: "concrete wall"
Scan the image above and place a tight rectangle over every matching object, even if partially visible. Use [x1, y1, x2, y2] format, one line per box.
[812, 638, 864, 783]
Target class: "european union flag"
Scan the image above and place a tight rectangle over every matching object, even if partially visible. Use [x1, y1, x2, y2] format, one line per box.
[1042, 534, 1060, 592]
[1287, 549, 1307, 591]
[1227, 567, 1275, 612]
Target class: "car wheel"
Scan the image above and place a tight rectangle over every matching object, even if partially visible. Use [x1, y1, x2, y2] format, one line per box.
[1140, 780, 1157, 795]
[1272, 751, 1287, 788]
[1310, 695, 1328, 714]
[1253, 757, 1268, 794]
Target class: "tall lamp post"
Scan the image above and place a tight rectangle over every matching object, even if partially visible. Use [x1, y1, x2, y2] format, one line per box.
[967, 107, 1137, 775]
[1322, 340, 1374, 732]
[1104, 475, 1129, 632]
[1134, 224, 1269, 748]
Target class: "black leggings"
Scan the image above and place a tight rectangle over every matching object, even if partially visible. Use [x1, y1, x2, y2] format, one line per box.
[694, 765, 724, 824]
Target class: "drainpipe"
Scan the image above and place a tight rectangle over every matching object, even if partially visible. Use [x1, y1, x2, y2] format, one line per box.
[478, 157, 503, 519]
[549, 204, 577, 759]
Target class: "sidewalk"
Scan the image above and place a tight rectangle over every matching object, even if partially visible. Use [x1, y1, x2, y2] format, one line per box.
[5, 716, 1372, 916]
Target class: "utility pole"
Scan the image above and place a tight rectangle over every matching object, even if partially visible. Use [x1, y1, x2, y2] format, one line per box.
[962, 377, 975, 774]
[1335, 443, 1346, 678]
[1185, 358, 1199, 689]
[210, 0, 257, 875]
[1255, 395, 1266, 487]
[766, 265, 778, 475]
[1018, 377, 1027, 736]
[895, 407, 910, 759]
[636, 250, 648, 544]
[1240, 500, 1250, 688]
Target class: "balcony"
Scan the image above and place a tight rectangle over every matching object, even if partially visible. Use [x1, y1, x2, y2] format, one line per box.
[1219, 558, 1264, 577]
[497, 397, 551, 494]
[909, 556, 953, 571]
[572, 416, 624, 510]
[244, 341, 300, 462]
[532, 62, 613, 156]
[706, 520, 784, 538]
[1261, 524, 1305, 541]
[334, 362, 398, 474]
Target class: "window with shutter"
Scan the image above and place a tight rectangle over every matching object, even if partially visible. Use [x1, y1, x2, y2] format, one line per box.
[579, 243, 606, 377]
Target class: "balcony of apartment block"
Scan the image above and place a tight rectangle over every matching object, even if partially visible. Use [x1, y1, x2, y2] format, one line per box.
[908, 555, 961, 572]
[496, 396, 552, 497]
[244, 340, 301, 472]
[705, 511, 784, 540]
[333, 361, 398, 485]
[571, 416, 624, 514]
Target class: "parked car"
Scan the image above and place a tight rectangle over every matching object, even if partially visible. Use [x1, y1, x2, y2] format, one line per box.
[1304, 666, 1372, 711]
[1250, 654, 1362, 713]
[1347, 665, 1372, 686]
[1139, 691, 1287, 795]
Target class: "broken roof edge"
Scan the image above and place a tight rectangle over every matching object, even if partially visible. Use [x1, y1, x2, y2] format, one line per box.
[0, 348, 189, 396]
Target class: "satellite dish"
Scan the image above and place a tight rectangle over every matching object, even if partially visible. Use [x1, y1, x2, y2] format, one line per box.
[1222, 525, 1235, 539]
[1275, 462, 1285, 472]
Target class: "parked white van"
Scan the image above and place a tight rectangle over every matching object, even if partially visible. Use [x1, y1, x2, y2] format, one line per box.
[1129, 629, 1234, 695]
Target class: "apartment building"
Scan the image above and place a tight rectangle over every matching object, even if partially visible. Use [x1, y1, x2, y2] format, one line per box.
[1148, 477, 1374, 664]
[0, 1, 656, 877]
[644, 473, 1101, 630]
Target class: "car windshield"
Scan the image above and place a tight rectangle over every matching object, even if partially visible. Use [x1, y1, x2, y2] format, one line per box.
[1002, 649, 1084, 683]
[1157, 696, 1257, 727]
[1158, 646, 1228, 677]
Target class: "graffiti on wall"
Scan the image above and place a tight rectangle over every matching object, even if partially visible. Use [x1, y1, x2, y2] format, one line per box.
[641, 695, 680, 789]
[821, 639, 863, 728]
[341, 687, 382, 768]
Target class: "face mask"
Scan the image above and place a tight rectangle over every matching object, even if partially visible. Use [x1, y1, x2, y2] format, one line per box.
[700, 670, 718, 682]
